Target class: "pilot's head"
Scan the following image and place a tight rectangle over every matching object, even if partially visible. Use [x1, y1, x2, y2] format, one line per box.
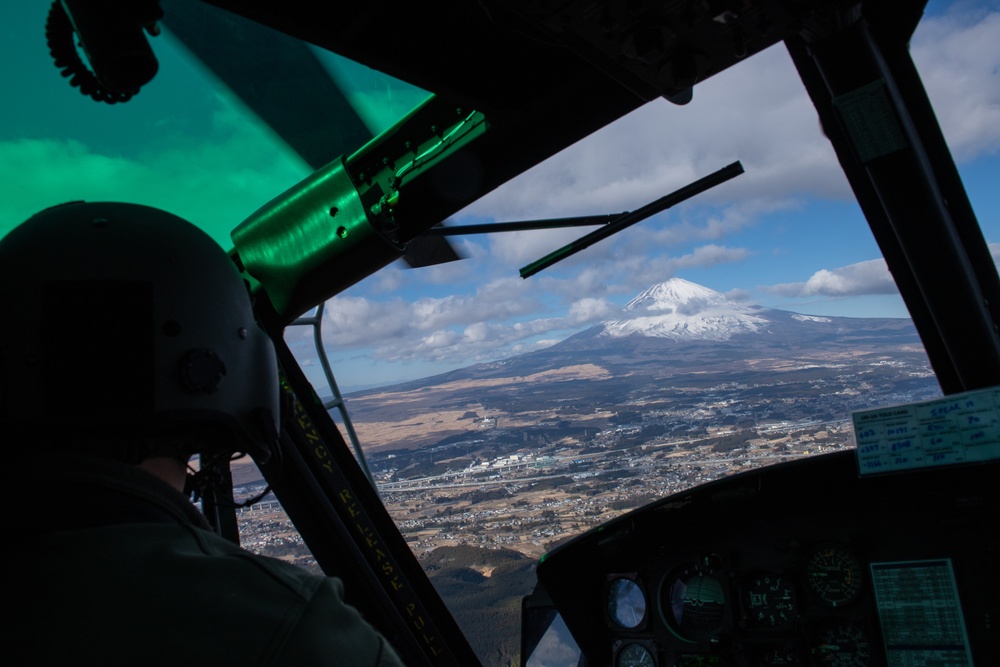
[0, 201, 278, 472]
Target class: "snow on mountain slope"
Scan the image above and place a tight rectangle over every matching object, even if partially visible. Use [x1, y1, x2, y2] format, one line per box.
[601, 277, 769, 340]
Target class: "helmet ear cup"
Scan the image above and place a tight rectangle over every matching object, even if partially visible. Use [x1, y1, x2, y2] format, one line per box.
[0, 202, 279, 463]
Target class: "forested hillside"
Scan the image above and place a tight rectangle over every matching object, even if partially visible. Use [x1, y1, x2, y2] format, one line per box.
[421, 546, 536, 667]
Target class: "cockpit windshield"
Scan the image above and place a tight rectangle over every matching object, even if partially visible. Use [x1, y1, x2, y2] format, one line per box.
[5, 0, 999, 665]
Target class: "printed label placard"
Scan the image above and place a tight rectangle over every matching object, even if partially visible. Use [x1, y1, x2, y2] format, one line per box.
[853, 387, 1000, 475]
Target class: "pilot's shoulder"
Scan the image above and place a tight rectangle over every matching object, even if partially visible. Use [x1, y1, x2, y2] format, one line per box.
[179, 526, 404, 665]
[177, 522, 332, 598]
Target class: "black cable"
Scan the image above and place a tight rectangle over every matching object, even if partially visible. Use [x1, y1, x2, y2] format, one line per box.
[45, 1, 137, 104]
[185, 452, 274, 509]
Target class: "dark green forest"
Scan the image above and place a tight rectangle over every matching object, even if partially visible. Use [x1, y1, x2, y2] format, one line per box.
[421, 545, 536, 667]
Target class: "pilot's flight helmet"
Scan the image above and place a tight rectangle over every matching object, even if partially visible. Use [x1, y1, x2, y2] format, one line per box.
[0, 202, 279, 464]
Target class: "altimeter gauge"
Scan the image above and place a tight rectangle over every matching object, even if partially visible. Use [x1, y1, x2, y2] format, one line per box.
[805, 544, 864, 607]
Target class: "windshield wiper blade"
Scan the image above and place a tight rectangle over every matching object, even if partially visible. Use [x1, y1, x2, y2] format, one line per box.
[519, 161, 744, 278]
[422, 214, 622, 236]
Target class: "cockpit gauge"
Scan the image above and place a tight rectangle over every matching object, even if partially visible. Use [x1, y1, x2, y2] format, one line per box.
[660, 564, 728, 642]
[608, 577, 647, 629]
[812, 622, 871, 667]
[617, 642, 656, 667]
[805, 544, 864, 607]
[742, 572, 798, 628]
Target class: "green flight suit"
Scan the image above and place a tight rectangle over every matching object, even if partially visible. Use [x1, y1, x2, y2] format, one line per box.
[7, 456, 405, 666]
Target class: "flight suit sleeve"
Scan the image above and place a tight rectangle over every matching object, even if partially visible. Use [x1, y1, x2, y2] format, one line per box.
[275, 576, 407, 666]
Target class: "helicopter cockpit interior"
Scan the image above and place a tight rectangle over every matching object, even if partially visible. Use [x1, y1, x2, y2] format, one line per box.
[5, 0, 998, 665]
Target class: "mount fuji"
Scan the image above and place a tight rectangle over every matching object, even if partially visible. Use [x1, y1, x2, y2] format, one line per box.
[346, 277, 937, 451]
[365, 277, 928, 391]
[601, 278, 768, 340]
[543, 276, 924, 357]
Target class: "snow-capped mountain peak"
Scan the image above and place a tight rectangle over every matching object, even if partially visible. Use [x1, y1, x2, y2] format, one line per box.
[623, 277, 728, 313]
[603, 277, 767, 341]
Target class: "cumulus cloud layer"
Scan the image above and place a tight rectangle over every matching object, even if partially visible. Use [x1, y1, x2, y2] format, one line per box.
[912, 8, 1000, 161]
[768, 259, 898, 298]
[4, 2, 995, 386]
[467, 5, 998, 224]
[0, 102, 306, 246]
[468, 44, 842, 225]
[316, 238, 755, 370]
[321, 278, 623, 364]
[345, 4, 995, 377]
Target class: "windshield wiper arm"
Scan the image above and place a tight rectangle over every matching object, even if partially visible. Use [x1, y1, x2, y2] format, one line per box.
[519, 161, 744, 278]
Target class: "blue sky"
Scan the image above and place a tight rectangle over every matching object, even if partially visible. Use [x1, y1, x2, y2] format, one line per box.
[2, 1, 998, 392]
[315, 0, 1000, 391]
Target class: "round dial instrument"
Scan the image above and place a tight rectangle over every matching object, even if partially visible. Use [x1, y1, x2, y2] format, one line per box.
[661, 565, 727, 642]
[805, 545, 864, 607]
[743, 572, 798, 628]
[617, 642, 655, 667]
[813, 622, 871, 667]
[609, 577, 647, 629]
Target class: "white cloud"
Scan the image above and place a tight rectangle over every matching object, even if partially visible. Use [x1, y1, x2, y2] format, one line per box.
[332, 6, 1000, 380]
[568, 297, 618, 324]
[322, 295, 414, 345]
[370, 269, 406, 293]
[577, 244, 750, 297]
[323, 275, 548, 360]
[725, 288, 754, 302]
[673, 244, 751, 270]
[463, 43, 846, 225]
[325, 289, 616, 365]
[324, 239, 757, 367]
[913, 8, 1000, 162]
[489, 226, 599, 266]
[768, 259, 898, 297]
[989, 242, 1000, 265]
[419, 330, 460, 350]
[0, 98, 307, 246]
[457, 4, 1000, 237]
[677, 297, 713, 316]
[463, 321, 491, 343]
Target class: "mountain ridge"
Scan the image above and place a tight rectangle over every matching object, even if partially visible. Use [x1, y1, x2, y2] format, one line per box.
[347, 277, 922, 398]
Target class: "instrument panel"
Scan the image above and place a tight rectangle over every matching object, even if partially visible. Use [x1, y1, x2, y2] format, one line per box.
[535, 451, 998, 667]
